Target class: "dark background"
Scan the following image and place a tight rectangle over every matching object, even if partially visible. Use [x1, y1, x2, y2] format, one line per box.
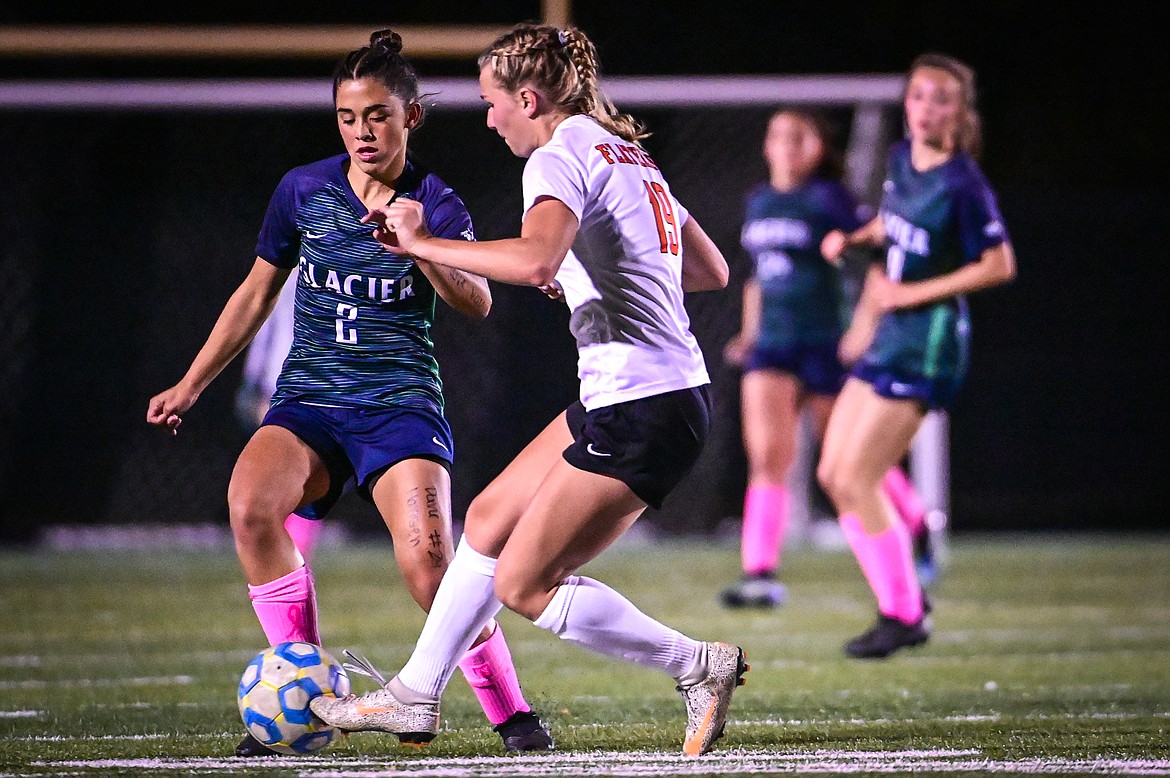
[0, 3, 1166, 542]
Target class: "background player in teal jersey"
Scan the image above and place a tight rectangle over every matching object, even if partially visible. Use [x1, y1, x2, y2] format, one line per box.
[146, 29, 552, 754]
[820, 52, 1016, 658]
[720, 108, 935, 609]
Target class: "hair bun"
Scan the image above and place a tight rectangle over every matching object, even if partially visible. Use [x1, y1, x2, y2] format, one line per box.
[369, 29, 404, 54]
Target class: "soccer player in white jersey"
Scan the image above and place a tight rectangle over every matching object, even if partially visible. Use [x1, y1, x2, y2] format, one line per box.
[309, 22, 747, 757]
[146, 29, 552, 756]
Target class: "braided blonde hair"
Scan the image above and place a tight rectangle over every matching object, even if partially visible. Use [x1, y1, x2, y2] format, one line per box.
[478, 23, 648, 143]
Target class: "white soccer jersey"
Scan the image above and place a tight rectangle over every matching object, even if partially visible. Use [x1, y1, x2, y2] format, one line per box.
[522, 115, 709, 410]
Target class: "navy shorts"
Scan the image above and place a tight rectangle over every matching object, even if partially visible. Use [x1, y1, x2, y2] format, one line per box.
[562, 385, 710, 510]
[745, 342, 846, 396]
[260, 401, 454, 520]
[851, 362, 963, 411]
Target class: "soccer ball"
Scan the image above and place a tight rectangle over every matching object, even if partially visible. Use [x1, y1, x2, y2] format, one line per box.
[237, 641, 351, 755]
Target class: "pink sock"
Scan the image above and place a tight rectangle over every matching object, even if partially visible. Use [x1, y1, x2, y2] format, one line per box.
[741, 482, 788, 575]
[284, 513, 324, 564]
[247, 565, 321, 645]
[457, 622, 531, 726]
[883, 468, 926, 536]
[839, 513, 923, 623]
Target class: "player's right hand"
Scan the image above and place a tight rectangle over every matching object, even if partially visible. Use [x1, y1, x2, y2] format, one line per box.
[146, 386, 199, 436]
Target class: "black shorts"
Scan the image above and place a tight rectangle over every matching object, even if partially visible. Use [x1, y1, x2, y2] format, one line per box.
[562, 385, 711, 510]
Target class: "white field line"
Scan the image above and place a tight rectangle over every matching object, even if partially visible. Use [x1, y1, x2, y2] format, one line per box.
[32, 750, 1170, 776]
[0, 675, 194, 689]
[14, 710, 1170, 742]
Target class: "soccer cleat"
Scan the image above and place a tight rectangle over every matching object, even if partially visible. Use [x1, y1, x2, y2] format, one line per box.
[308, 685, 438, 745]
[234, 732, 278, 757]
[719, 573, 786, 609]
[914, 510, 949, 586]
[493, 710, 555, 753]
[843, 611, 932, 659]
[677, 642, 749, 756]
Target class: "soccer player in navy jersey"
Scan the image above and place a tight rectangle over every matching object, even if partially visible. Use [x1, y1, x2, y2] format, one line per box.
[146, 29, 552, 755]
[309, 22, 746, 757]
[819, 53, 1016, 658]
[720, 108, 935, 610]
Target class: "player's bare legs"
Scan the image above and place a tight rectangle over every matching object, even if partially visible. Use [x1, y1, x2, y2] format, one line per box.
[371, 457, 550, 750]
[490, 457, 745, 756]
[818, 378, 929, 657]
[819, 379, 922, 532]
[370, 459, 460, 612]
[228, 425, 330, 586]
[461, 410, 575, 558]
[724, 371, 801, 608]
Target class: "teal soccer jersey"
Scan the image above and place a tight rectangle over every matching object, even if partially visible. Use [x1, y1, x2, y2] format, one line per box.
[740, 178, 867, 350]
[255, 155, 474, 412]
[861, 140, 1008, 385]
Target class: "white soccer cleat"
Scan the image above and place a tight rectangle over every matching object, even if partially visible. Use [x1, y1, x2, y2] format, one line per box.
[677, 641, 748, 756]
[308, 684, 439, 746]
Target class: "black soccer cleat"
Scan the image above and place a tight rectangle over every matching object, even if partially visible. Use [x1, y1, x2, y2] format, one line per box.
[234, 732, 279, 757]
[719, 572, 787, 609]
[493, 710, 554, 753]
[844, 611, 932, 659]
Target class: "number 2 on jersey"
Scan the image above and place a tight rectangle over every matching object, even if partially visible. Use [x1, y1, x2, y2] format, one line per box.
[643, 180, 679, 255]
[335, 302, 358, 344]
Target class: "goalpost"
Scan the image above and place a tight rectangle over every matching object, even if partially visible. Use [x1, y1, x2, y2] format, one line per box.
[0, 73, 949, 547]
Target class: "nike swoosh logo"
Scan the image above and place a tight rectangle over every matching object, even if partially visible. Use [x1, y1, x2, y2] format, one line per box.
[432, 436, 449, 451]
[304, 230, 328, 239]
[890, 382, 914, 394]
[586, 443, 613, 457]
[354, 701, 401, 715]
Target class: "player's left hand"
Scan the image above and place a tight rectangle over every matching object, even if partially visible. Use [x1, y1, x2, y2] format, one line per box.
[538, 280, 564, 301]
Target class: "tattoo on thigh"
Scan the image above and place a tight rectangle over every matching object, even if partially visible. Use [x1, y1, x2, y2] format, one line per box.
[427, 529, 444, 568]
[425, 488, 444, 567]
[406, 487, 422, 548]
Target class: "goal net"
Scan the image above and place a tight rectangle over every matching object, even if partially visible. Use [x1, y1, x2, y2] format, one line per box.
[0, 74, 948, 547]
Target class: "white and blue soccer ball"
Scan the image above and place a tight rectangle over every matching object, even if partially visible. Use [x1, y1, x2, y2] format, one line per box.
[237, 641, 351, 755]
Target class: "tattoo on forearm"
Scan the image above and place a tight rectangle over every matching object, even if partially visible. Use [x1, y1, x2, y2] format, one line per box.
[446, 267, 486, 310]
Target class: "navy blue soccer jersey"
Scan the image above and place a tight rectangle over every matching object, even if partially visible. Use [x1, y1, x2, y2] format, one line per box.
[740, 178, 867, 350]
[862, 139, 1009, 380]
[255, 155, 474, 412]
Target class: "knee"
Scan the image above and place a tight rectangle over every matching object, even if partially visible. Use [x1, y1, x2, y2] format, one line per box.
[493, 565, 546, 622]
[816, 460, 848, 505]
[462, 490, 515, 558]
[464, 490, 495, 531]
[226, 483, 284, 542]
[818, 460, 872, 509]
[400, 562, 446, 612]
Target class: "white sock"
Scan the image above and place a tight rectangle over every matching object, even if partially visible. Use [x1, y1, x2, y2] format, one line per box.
[533, 575, 702, 682]
[397, 535, 503, 698]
